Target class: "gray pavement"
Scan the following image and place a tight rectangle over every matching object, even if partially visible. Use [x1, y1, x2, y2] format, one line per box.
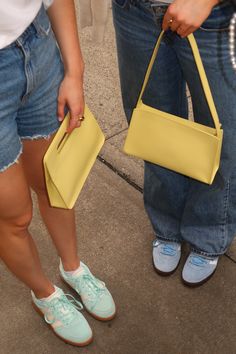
[1, 6, 236, 354]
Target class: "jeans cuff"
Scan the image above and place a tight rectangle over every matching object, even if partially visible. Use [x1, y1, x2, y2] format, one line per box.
[155, 233, 182, 244]
[190, 248, 224, 257]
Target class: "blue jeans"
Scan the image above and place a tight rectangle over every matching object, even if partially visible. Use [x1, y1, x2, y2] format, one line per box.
[112, 0, 236, 256]
[0, 5, 63, 172]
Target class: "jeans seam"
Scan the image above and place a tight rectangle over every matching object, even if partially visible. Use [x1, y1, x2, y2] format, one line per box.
[199, 26, 229, 32]
[191, 178, 231, 257]
[220, 178, 231, 253]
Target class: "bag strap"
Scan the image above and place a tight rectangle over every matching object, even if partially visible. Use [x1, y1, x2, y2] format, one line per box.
[137, 30, 222, 137]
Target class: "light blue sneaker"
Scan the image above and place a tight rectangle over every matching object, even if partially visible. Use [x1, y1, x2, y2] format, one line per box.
[182, 252, 219, 286]
[31, 286, 93, 346]
[152, 239, 182, 275]
[60, 261, 116, 321]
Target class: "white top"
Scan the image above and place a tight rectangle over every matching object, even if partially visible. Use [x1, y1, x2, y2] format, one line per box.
[0, 0, 53, 49]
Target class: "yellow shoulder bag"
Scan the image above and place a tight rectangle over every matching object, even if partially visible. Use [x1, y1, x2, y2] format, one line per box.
[123, 31, 223, 184]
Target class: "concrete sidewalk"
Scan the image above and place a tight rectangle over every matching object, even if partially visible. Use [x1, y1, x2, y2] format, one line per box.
[1, 6, 236, 354]
[1, 161, 236, 354]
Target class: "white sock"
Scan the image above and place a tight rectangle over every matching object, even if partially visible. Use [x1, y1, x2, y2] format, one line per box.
[62, 261, 84, 276]
[33, 285, 58, 302]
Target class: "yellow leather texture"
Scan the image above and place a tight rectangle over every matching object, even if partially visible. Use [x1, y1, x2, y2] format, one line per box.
[43, 105, 105, 209]
[123, 31, 223, 184]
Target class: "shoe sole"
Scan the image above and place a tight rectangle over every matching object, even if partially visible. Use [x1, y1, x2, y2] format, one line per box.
[60, 276, 117, 322]
[32, 302, 93, 347]
[152, 259, 180, 276]
[182, 268, 217, 288]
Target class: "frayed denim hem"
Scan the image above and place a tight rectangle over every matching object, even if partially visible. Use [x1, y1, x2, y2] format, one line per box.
[0, 146, 23, 173]
[20, 127, 58, 141]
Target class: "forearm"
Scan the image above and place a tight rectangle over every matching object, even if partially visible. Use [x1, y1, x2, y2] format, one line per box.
[47, 0, 84, 78]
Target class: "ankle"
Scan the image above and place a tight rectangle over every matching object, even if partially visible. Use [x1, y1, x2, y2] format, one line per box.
[61, 257, 80, 272]
[33, 283, 55, 299]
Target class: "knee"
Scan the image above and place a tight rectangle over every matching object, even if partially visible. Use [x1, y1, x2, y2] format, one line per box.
[13, 209, 33, 232]
[0, 206, 33, 235]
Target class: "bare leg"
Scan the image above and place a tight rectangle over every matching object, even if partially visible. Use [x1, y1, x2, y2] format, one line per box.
[22, 138, 80, 271]
[0, 160, 54, 298]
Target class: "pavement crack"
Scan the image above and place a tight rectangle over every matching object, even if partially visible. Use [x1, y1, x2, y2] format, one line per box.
[97, 155, 143, 193]
[105, 127, 128, 141]
[225, 253, 236, 264]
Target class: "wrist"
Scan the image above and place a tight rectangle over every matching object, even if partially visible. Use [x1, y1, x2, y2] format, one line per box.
[64, 60, 85, 79]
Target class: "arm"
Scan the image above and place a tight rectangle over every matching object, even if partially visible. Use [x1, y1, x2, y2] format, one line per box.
[47, 0, 84, 133]
[162, 0, 220, 38]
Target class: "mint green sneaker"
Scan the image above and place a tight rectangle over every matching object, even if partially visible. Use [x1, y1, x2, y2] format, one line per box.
[31, 286, 93, 346]
[60, 261, 116, 321]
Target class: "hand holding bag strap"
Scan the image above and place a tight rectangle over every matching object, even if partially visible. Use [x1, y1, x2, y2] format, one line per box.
[137, 30, 222, 138]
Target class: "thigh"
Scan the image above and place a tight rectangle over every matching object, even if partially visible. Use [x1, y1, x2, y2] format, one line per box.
[174, 3, 235, 121]
[16, 7, 65, 193]
[112, 0, 188, 122]
[176, 2, 236, 252]
[174, 1, 236, 180]
[0, 160, 32, 224]
[16, 6, 63, 140]
[0, 42, 25, 172]
[22, 136, 55, 194]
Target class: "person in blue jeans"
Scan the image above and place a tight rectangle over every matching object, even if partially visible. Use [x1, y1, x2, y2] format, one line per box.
[112, 0, 236, 286]
[0, 0, 116, 346]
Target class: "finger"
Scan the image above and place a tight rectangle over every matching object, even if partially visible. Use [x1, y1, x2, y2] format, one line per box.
[179, 26, 196, 38]
[57, 98, 66, 122]
[170, 20, 181, 32]
[67, 108, 84, 133]
[67, 117, 80, 133]
[176, 24, 188, 36]
[162, 12, 173, 31]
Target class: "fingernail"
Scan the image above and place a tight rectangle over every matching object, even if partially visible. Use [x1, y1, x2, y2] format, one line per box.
[58, 116, 63, 122]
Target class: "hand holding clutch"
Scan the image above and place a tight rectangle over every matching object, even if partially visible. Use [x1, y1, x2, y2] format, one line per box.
[43, 105, 105, 209]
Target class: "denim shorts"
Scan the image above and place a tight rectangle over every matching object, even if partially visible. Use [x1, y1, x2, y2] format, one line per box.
[0, 5, 63, 172]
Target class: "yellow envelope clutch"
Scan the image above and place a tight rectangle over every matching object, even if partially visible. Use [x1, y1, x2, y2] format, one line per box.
[43, 105, 105, 209]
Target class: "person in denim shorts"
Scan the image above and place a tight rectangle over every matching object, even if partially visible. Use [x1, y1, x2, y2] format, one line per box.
[112, 0, 236, 286]
[0, 0, 116, 346]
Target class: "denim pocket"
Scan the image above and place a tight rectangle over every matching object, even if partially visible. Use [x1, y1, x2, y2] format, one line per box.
[112, 0, 129, 8]
[34, 6, 52, 37]
[200, 2, 234, 32]
[39, 20, 51, 36]
[38, 16, 51, 36]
